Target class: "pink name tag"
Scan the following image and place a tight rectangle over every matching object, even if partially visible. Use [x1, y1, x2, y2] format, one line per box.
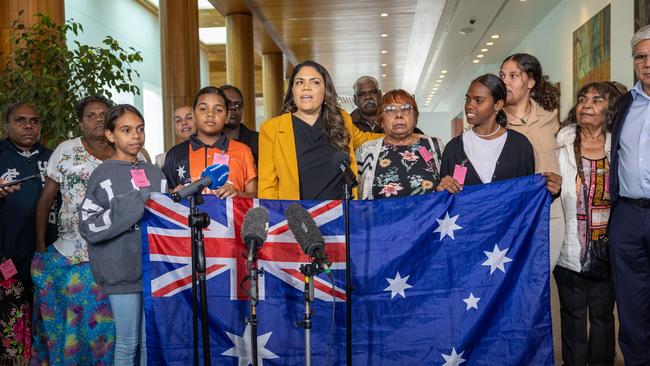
[0, 258, 17, 280]
[418, 147, 433, 162]
[130, 169, 150, 188]
[453, 164, 467, 185]
[213, 153, 230, 166]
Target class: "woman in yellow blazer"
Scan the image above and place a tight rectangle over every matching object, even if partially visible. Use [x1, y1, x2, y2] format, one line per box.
[259, 60, 381, 200]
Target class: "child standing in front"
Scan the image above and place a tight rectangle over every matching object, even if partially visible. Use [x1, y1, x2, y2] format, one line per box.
[80, 104, 166, 365]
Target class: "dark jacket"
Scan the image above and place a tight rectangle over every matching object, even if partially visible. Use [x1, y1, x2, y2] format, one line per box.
[0, 139, 58, 281]
[609, 91, 634, 207]
[237, 124, 259, 165]
[440, 129, 535, 186]
[350, 108, 424, 134]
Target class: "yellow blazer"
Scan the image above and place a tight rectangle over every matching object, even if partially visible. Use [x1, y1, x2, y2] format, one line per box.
[258, 110, 382, 200]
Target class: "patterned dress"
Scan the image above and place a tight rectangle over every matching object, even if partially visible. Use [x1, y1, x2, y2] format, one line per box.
[576, 156, 610, 262]
[30, 138, 115, 365]
[371, 139, 441, 198]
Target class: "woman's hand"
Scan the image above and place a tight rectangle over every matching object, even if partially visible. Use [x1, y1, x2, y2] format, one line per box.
[542, 172, 562, 196]
[171, 184, 184, 193]
[215, 183, 240, 199]
[0, 179, 20, 198]
[436, 175, 463, 194]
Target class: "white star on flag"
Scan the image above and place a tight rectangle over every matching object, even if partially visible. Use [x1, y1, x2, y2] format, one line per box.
[463, 293, 480, 310]
[481, 244, 513, 274]
[176, 165, 186, 180]
[383, 271, 413, 299]
[222, 324, 279, 366]
[441, 347, 466, 366]
[433, 212, 463, 240]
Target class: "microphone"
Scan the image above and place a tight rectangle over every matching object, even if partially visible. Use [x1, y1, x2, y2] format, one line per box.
[241, 206, 269, 263]
[171, 164, 229, 202]
[331, 151, 358, 188]
[285, 203, 332, 276]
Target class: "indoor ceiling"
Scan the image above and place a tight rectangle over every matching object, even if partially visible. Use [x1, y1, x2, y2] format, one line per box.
[233, 0, 562, 112]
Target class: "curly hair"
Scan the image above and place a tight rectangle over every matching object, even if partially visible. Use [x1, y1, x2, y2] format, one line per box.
[501, 53, 559, 112]
[570, 82, 623, 187]
[281, 60, 349, 152]
[75, 95, 113, 121]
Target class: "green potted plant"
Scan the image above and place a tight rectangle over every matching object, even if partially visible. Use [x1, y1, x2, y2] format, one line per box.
[0, 12, 143, 147]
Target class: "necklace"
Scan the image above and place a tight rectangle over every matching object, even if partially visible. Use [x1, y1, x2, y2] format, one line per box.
[472, 124, 501, 138]
[505, 103, 532, 124]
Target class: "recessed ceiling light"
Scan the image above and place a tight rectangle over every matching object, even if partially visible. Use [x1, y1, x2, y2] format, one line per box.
[433, 88, 438, 91]
[381, 63, 387, 67]
[382, 74, 387, 77]
[381, 50, 388, 54]
[381, 34, 388, 38]
[441, 70, 448, 74]
[491, 34, 499, 39]
[473, 59, 480, 63]
[380, 13, 389, 17]
[520, 0, 527, 2]
[459, 28, 474, 35]
[477, 54, 484, 58]
[486, 42, 494, 46]
[435, 83, 440, 87]
[439, 75, 445, 78]
[481, 48, 488, 52]
[436, 79, 442, 83]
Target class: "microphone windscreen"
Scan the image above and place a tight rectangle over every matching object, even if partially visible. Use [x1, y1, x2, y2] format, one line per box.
[285, 203, 325, 257]
[201, 164, 230, 189]
[331, 151, 350, 171]
[241, 207, 269, 249]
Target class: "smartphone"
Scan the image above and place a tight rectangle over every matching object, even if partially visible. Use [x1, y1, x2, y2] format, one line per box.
[0, 174, 38, 189]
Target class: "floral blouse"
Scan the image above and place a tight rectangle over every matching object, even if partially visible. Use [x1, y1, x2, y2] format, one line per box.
[46, 137, 102, 263]
[371, 138, 441, 198]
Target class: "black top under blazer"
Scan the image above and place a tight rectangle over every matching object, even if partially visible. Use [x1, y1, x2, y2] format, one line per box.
[440, 128, 535, 186]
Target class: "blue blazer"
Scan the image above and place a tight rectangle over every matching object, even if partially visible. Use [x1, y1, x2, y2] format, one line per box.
[609, 91, 634, 207]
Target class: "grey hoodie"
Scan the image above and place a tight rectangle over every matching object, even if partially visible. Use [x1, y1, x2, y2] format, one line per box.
[79, 159, 167, 294]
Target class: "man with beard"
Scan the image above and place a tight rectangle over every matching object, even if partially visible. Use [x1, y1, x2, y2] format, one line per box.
[351, 76, 423, 134]
[220, 84, 259, 164]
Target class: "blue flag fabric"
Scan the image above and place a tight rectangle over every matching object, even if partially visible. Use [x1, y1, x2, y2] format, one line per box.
[141, 174, 553, 365]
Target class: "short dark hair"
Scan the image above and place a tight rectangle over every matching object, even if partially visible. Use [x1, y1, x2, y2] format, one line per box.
[192, 86, 230, 111]
[104, 104, 144, 133]
[75, 95, 113, 121]
[219, 84, 244, 102]
[4, 102, 36, 124]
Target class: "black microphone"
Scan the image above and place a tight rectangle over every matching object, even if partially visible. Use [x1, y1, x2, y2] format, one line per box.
[241, 206, 269, 263]
[285, 203, 333, 276]
[171, 164, 229, 202]
[331, 151, 358, 188]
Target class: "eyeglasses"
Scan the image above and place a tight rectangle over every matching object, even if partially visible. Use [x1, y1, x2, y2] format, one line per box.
[383, 104, 414, 116]
[633, 53, 648, 64]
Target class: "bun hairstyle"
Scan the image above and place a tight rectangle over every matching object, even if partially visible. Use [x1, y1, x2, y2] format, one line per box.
[281, 60, 349, 152]
[471, 73, 508, 127]
[501, 53, 559, 112]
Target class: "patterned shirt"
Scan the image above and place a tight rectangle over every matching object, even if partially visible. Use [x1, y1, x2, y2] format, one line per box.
[46, 137, 102, 263]
[371, 138, 441, 198]
[576, 156, 610, 262]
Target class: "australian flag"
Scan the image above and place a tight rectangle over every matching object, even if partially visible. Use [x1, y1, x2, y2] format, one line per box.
[141, 174, 553, 365]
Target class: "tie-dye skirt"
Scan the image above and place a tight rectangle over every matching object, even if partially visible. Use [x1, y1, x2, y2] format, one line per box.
[30, 246, 115, 366]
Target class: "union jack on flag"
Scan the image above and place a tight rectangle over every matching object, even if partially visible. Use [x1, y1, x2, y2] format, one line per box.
[142, 194, 348, 365]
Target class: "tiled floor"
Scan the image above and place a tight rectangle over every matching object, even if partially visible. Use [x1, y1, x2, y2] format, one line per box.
[550, 276, 625, 365]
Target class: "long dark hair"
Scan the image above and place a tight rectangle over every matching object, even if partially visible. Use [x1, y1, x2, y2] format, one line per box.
[471, 73, 508, 127]
[501, 53, 559, 112]
[570, 82, 623, 186]
[282, 60, 349, 152]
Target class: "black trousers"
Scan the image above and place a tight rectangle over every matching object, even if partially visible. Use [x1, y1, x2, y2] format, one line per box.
[609, 200, 650, 365]
[553, 265, 616, 366]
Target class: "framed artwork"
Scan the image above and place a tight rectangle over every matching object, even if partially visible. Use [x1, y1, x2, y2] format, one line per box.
[635, 0, 650, 31]
[573, 5, 611, 100]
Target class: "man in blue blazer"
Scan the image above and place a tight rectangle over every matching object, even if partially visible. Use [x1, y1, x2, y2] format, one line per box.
[609, 25, 650, 365]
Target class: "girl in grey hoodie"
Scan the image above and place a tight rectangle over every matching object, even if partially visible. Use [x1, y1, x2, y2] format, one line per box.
[80, 104, 166, 366]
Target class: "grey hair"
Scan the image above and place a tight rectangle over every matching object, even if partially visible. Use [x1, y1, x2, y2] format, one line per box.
[353, 76, 380, 95]
[632, 25, 650, 53]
